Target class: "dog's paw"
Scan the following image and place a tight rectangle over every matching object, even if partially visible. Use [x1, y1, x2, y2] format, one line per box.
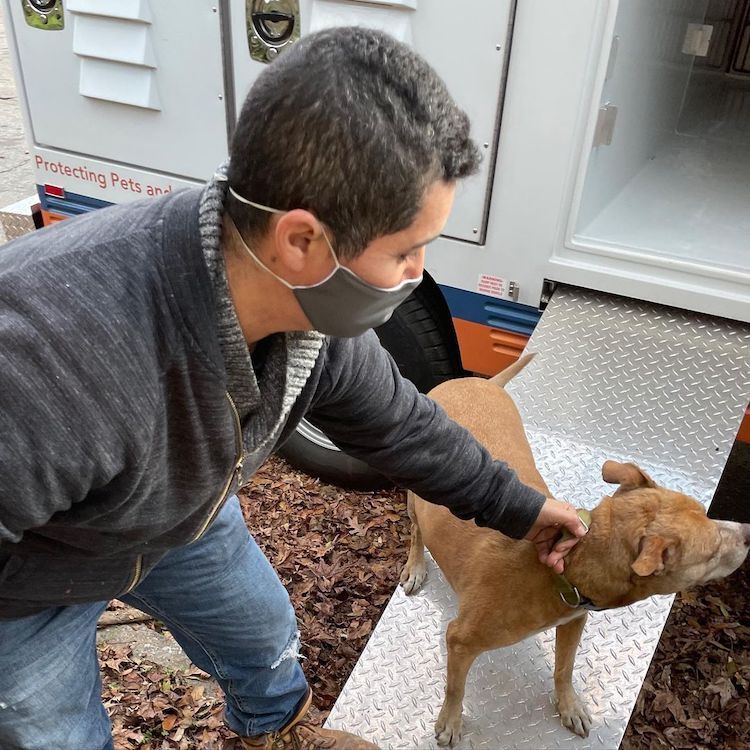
[399, 562, 426, 594]
[557, 693, 592, 737]
[434, 712, 462, 746]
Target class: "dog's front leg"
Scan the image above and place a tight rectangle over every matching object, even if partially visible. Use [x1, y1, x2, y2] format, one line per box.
[400, 492, 427, 594]
[435, 618, 481, 747]
[554, 614, 592, 737]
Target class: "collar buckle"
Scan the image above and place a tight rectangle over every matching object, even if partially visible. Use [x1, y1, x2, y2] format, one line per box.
[558, 582, 582, 608]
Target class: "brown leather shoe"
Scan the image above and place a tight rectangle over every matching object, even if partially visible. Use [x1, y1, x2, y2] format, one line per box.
[237, 689, 379, 750]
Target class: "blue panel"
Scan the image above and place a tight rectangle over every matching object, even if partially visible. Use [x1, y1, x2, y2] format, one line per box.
[37, 186, 112, 217]
[438, 284, 541, 336]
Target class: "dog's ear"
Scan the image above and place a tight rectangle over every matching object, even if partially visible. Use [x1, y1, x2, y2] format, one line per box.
[631, 535, 678, 577]
[602, 461, 656, 493]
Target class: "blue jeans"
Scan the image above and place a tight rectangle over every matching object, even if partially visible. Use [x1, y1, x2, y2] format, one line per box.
[0, 497, 309, 750]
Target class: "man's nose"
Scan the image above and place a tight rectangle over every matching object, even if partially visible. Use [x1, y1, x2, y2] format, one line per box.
[406, 248, 426, 280]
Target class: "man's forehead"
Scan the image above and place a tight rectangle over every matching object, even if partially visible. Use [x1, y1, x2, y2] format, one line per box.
[403, 232, 442, 252]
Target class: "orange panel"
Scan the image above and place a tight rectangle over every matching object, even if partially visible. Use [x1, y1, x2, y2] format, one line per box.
[41, 210, 66, 227]
[737, 406, 750, 444]
[453, 318, 529, 377]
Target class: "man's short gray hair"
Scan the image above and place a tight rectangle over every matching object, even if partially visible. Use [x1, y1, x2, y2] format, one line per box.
[227, 26, 480, 259]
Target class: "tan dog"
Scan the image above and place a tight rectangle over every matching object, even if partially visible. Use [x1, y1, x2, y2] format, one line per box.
[400, 354, 750, 745]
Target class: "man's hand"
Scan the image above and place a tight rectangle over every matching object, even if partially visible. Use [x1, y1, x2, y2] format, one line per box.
[524, 497, 588, 574]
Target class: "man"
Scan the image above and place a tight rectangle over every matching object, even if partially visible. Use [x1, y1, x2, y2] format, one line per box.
[0, 27, 585, 750]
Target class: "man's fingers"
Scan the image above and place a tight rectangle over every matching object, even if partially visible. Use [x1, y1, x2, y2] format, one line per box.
[527, 498, 590, 573]
[568, 518, 588, 538]
[532, 526, 559, 545]
[546, 550, 566, 573]
[534, 531, 582, 571]
[552, 537, 579, 555]
[558, 505, 587, 538]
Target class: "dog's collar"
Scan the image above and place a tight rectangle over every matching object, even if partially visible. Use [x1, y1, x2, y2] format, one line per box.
[554, 574, 605, 611]
[553, 509, 607, 611]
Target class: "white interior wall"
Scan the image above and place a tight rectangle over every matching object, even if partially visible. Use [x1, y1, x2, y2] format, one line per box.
[677, 69, 750, 143]
[576, 134, 750, 269]
[576, 0, 709, 230]
[572, 0, 750, 270]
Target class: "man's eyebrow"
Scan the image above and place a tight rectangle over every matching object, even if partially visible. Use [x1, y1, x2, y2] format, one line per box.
[401, 233, 442, 252]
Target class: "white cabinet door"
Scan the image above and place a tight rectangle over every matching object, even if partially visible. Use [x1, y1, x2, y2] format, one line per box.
[227, 0, 516, 244]
[8, 0, 228, 180]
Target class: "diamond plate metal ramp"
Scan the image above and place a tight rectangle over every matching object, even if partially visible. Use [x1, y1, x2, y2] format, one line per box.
[326, 285, 750, 749]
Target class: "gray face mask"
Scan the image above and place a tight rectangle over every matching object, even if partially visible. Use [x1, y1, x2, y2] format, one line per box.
[228, 187, 423, 338]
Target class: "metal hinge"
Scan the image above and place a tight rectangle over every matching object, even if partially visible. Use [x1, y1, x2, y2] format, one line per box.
[539, 280, 557, 310]
[508, 280, 520, 301]
[682, 23, 714, 57]
[593, 103, 618, 147]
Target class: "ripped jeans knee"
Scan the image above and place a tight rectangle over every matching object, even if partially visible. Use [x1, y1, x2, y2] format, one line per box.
[271, 624, 302, 670]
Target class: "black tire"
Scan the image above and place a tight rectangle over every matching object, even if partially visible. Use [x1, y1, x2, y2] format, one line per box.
[278, 280, 465, 489]
[374, 280, 465, 393]
[279, 418, 387, 491]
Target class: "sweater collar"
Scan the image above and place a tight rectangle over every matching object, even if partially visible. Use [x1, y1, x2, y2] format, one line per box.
[197, 164, 324, 451]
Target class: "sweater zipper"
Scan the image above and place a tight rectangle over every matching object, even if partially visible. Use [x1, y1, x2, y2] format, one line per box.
[190, 392, 244, 542]
[122, 554, 143, 595]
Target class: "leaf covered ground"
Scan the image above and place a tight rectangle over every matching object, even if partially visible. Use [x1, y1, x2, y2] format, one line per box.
[100, 456, 749, 749]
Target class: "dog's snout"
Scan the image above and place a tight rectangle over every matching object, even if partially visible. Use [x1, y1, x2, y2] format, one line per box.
[742, 524, 750, 547]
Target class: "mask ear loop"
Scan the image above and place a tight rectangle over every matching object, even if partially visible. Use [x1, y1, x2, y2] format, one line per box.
[227, 186, 342, 272]
[224, 214, 295, 290]
[228, 186, 285, 216]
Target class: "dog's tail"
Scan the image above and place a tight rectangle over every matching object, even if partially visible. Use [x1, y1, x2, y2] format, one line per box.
[488, 352, 536, 389]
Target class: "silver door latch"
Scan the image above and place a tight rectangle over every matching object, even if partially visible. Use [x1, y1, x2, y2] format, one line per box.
[593, 103, 618, 147]
[682, 24, 714, 57]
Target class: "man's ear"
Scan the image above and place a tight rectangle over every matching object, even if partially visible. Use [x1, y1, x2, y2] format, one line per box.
[273, 209, 326, 273]
[631, 535, 678, 577]
[602, 461, 656, 494]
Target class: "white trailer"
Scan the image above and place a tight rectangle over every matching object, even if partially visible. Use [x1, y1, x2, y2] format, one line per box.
[5, 0, 750, 357]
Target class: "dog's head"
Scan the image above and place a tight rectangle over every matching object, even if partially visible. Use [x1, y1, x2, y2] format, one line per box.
[597, 460, 749, 601]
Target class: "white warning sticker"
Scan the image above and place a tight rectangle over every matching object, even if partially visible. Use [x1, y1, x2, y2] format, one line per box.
[477, 273, 507, 299]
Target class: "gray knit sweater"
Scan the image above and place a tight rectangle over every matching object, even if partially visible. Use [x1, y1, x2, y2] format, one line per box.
[0, 184, 544, 619]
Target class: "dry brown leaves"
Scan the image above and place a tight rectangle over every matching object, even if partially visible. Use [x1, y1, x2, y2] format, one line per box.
[622, 555, 749, 750]
[100, 643, 232, 749]
[99, 454, 748, 749]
